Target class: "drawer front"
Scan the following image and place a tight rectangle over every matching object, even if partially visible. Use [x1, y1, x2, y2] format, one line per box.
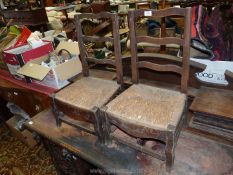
[0, 88, 45, 116]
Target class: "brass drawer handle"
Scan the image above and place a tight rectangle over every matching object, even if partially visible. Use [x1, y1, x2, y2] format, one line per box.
[7, 92, 12, 98]
[35, 105, 41, 112]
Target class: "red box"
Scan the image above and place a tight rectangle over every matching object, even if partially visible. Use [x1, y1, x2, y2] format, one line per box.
[3, 41, 54, 82]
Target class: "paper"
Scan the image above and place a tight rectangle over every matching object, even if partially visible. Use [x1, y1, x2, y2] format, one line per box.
[191, 58, 233, 85]
[144, 11, 152, 17]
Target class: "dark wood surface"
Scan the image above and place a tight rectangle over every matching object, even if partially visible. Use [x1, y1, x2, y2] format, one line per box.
[189, 86, 233, 142]
[25, 109, 233, 175]
[0, 69, 56, 117]
[190, 87, 233, 120]
[1, 8, 48, 26]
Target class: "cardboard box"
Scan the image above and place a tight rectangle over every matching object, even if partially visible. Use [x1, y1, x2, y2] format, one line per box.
[3, 41, 54, 82]
[6, 115, 37, 148]
[17, 41, 82, 89]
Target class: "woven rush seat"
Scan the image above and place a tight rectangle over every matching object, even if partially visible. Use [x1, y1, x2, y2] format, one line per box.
[55, 77, 120, 110]
[106, 84, 186, 130]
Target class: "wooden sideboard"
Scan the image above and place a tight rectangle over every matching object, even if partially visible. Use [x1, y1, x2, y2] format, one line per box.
[0, 69, 56, 118]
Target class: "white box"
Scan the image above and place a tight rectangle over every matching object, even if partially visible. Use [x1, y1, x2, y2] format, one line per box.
[17, 41, 82, 89]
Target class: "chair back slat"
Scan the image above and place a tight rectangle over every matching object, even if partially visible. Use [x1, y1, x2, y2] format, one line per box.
[133, 8, 186, 18]
[86, 57, 116, 67]
[77, 11, 117, 20]
[83, 36, 114, 43]
[128, 7, 192, 93]
[137, 36, 184, 46]
[75, 12, 123, 85]
[138, 61, 182, 75]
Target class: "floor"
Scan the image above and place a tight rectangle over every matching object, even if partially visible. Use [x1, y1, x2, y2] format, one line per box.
[0, 124, 57, 175]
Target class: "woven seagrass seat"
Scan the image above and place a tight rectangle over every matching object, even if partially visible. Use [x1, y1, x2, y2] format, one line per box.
[55, 77, 119, 111]
[106, 84, 186, 130]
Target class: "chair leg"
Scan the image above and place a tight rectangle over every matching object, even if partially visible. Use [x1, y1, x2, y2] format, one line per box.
[93, 121, 102, 143]
[51, 94, 63, 128]
[92, 107, 104, 144]
[165, 129, 175, 172]
[56, 112, 64, 127]
[100, 108, 111, 144]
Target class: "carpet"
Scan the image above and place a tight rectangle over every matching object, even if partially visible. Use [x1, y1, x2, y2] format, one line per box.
[0, 124, 57, 175]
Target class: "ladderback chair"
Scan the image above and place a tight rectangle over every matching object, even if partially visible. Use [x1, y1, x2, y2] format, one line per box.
[101, 7, 191, 171]
[52, 12, 123, 143]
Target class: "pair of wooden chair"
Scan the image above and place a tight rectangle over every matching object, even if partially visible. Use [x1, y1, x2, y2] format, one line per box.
[52, 7, 191, 171]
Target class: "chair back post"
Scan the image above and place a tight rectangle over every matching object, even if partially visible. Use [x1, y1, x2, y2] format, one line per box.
[128, 7, 192, 92]
[75, 12, 123, 84]
[181, 7, 191, 93]
[128, 11, 139, 84]
[112, 14, 123, 85]
[75, 14, 90, 76]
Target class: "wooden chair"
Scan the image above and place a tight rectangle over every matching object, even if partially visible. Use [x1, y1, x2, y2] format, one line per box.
[101, 7, 191, 171]
[52, 12, 123, 143]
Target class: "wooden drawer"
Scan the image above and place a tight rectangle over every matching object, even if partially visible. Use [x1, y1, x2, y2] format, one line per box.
[0, 88, 46, 116]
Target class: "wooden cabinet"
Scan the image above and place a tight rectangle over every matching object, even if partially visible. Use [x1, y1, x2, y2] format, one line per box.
[0, 87, 49, 116]
[0, 69, 55, 118]
[43, 138, 98, 175]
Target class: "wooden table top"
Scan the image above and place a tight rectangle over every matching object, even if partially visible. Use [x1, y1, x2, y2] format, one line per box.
[25, 108, 233, 174]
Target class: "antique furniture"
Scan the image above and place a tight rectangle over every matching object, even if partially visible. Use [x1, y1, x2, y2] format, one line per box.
[0, 69, 55, 146]
[0, 8, 48, 34]
[1, 8, 48, 26]
[0, 69, 55, 117]
[52, 12, 123, 143]
[189, 86, 233, 143]
[24, 108, 233, 175]
[101, 7, 191, 171]
[80, 1, 111, 13]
